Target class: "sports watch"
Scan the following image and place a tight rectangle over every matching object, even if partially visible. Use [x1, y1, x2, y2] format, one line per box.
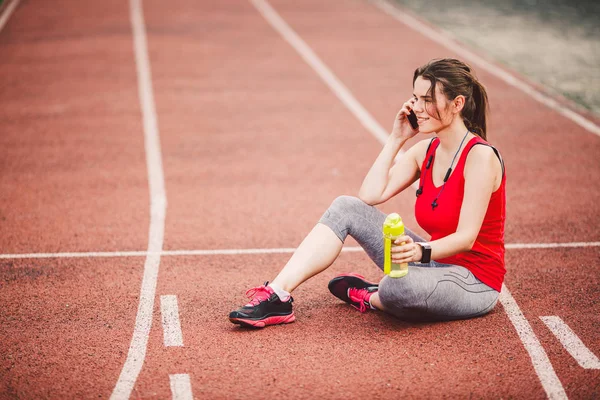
[416, 242, 432, 263]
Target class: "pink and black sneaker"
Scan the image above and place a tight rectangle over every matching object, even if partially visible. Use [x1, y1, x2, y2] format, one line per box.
[229, 282, 295, 328]
[328, 273, 378, 313]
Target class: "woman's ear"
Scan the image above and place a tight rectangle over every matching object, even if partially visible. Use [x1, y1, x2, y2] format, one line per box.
[453, 95, 466, 114]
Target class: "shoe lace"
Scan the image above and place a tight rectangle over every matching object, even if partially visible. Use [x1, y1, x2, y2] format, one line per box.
[245, 285, 272, 306]
[348, 287, 370, 313]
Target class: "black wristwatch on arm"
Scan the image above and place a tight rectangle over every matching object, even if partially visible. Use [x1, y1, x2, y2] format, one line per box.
[416, 242, 432, 263]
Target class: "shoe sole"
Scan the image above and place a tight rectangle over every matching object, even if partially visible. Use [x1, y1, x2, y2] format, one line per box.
[328, 273, 378, 304]
[229, 313, 296, 329]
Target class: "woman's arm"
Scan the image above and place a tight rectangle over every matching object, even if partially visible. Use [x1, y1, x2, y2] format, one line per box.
[391, 144, 502, 263]
[358, 136, 423, 205]
[358, 100, 423, 205]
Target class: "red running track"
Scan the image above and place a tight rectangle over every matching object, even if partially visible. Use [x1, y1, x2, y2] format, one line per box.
[0, 0, 598, 398]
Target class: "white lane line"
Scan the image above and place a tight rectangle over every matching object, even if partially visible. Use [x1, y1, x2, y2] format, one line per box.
[0, 247, 356, 260]
[161, 295, 184, 347]
[1, 241, 598, 259]
[250, 0, 388, 143]
[372, 0, 600, 138]
[506, 242, 600, 250]
[500, 286, 567, 399]
[541, 316, 600, 369]
[110, 0, 167, 398]
[0, 251, 149, 259]
[169, 374, 194, 400]
[0, 0, 21, 33]
[249, 0, 419, 186]
[0, 241, 598, 260]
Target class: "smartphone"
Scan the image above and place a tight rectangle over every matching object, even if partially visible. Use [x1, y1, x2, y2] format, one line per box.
[407, 109, 419, 130]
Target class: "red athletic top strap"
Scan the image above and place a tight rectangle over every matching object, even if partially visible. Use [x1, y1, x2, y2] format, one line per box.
[415, 136, 506, 291]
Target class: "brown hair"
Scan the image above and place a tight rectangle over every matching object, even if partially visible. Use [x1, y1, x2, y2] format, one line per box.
[413, 58, 489, 140]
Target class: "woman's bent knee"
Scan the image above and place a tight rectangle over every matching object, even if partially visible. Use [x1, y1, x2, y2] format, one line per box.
[319, 196, 368, 242]
[329, 195, 366, 212]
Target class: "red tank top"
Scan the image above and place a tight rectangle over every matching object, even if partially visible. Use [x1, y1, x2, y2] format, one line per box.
[415, 136, 506, 291]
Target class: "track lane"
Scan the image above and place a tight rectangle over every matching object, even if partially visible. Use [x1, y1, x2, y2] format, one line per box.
[0, 0, 149, 253]
[133, 0, 547, 397]
[0, 257, 140, 399]
[506, 248, 600, 398]
[0, 0, 154, 398]
[135, 253, 544, 398]
[142, 0, 415, 252]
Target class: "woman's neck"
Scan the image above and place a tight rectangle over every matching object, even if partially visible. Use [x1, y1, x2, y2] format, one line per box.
[436, 118, 471, 153]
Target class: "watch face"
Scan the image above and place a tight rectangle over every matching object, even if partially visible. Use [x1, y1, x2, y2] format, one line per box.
[418, 243, 431, 263]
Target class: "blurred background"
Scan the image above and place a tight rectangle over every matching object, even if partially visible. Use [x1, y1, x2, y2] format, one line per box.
[392, 0, 600, 116]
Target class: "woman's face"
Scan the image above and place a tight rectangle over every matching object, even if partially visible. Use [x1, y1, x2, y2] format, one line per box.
[412, 76, 453, 133]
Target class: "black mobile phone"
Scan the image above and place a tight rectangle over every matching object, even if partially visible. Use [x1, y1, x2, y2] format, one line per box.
[407, 109, 418, 130]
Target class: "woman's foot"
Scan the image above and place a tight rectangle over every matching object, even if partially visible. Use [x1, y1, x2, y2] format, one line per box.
[328, 273, 378, 313]
[229, 282, 295, 328]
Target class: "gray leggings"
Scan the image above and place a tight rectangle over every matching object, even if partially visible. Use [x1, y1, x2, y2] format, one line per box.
[319, 195, 499, 321]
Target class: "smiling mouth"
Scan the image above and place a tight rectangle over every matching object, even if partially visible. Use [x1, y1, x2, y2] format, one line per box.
[417, 117, 429, 123]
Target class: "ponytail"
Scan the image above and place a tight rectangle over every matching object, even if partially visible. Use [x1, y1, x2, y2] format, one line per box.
[466, 79, 489, 141]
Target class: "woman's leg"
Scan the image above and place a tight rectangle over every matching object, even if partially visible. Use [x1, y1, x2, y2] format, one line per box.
[270, 222, 343, 293]
[376, 265, 499, 321]
[272, 195, 402, 292]
[272, 196, 498, 321]
[273, 194, 436, 293]
[231, 195, 400, 327]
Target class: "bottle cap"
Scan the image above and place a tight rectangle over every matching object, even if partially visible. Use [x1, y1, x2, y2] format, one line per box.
[383, 213, 405, 237]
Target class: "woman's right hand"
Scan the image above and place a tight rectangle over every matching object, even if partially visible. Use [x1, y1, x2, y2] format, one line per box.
[391, 98, 419, 140]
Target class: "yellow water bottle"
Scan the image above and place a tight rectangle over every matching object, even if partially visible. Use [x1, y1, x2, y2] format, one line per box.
[383, 213, 408, 278]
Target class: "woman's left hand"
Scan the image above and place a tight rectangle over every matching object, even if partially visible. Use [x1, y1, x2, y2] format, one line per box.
[391, 235, 423, 263]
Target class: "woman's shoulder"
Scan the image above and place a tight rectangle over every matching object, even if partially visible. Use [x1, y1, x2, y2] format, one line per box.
[466, 142, 498, 162]
[467, 139, 504, 166]
[464, 141, 505, 181]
